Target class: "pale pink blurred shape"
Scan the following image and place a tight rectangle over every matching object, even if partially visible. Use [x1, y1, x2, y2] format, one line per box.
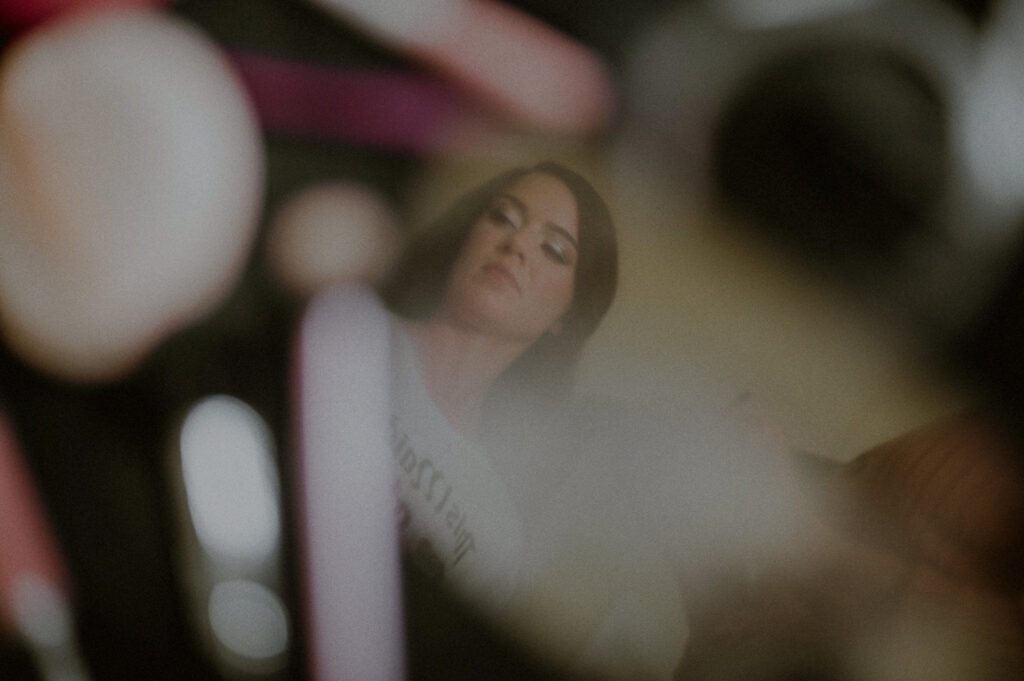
[0, 409, 67, 633]
[0, 409, 91, 680]
[0, 9, 264, 382]
[294, 284, 404, 681]
[266, 183, 402, 296]
[305, 0, 617, 135]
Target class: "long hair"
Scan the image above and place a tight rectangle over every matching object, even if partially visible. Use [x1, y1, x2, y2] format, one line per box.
[381, 161, 618, 397]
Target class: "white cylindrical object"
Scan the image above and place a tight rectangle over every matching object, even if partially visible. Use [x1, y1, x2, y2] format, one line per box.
[295, 284, 404, 681]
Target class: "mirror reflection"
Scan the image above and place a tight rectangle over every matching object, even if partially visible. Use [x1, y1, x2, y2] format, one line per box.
[1, 1, 1023, 680]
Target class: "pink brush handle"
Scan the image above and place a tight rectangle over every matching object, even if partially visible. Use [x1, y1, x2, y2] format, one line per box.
[228, 52, 481, 154]
[0, 0, 168, 32]
[408, 0, 617, 134]
[0, 409, 68, 634]
[302, 0, 616, 135]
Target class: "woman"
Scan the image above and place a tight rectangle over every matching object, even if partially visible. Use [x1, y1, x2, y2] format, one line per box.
[383, 160, 618, 417]
[380, 161, 618, 614]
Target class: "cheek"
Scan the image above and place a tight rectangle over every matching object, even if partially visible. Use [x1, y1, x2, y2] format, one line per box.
[450, 225, 494, 272]
[540, 269, 576, 317]
[445, 231, 487, 286]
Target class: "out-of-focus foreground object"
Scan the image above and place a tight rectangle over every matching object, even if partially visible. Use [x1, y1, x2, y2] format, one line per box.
[824, 412, 1024, 592]
[677, 411, 1024, 681]
[0, 0, 168, 32]
[0, 8, 264, 382]
[0, 408, 92, 681]
[621, 0, 1024, 335]
[168, 395, 290, 679]
[265, 182, 402, 296]
[294, 284, 404, 681]
[226, 52, 512, 157]
[826, 412, 1024, 680]
[302, 0, 618, 134]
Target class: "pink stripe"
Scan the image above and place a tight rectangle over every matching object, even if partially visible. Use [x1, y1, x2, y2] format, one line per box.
[228, 52, 466, 153]
[0, 409, 68, 633]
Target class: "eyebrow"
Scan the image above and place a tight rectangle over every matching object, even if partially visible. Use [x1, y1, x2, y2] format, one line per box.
[497, 194, 579, 250]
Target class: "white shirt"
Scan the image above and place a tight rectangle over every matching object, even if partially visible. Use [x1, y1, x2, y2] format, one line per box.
[388, 317, 524, 616]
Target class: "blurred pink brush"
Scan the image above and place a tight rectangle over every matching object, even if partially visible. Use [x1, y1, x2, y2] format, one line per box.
[0, 409, 92, 681]
[228, 52, 491, 154]
[303, 0, 617, 135]
[0, 0, 168, 32]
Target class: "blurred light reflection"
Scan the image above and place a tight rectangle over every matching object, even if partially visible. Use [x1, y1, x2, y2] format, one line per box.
[960, 0, 1024, 231]
[208, 579, 290, 663]
[266, 182, 402, 295]
[179, 395, 281, 565]
[12, 574, 91, 681]
[12, 574, 72, 651]
[711, 0, 881, 29]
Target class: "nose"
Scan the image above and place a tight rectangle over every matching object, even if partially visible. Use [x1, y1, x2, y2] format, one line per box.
[498, 227, 528, 262]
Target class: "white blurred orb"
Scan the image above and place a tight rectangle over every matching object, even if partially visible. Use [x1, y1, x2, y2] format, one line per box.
[0, 8, 264, 382]
[711, 0, 880, 29]
[179, 395, 280, 566]
[208, 579, 289, 664]
[959, 2, 1024, 231]
[266, 182, 402, 295]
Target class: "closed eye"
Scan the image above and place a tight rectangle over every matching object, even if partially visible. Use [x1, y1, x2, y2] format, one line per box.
[543, 241, 572, 265]
[487, 199, 523, 230]
[488, 206, 515, 227]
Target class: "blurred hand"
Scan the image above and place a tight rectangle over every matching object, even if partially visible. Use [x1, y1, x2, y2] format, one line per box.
[676, 412, 1024, 681]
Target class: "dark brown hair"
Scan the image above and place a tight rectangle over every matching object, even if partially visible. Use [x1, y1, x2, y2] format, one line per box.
[381, 161, 618, 396]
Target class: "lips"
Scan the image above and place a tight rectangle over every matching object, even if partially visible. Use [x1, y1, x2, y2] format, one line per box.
[481, 262, 520, 293]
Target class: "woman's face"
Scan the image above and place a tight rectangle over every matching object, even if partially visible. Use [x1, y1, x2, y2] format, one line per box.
[439, 172, 579, 345]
